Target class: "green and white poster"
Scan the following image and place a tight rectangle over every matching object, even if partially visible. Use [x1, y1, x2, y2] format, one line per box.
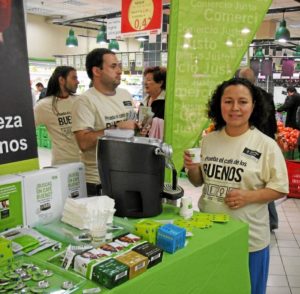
[0, 0, 39, 175]
[165, 0, 272, 171]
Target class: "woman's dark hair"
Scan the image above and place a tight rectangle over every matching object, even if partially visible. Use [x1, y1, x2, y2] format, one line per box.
[143, 66, 167, 90]
[46, 66, 76, 97]
[85, 48, 115, 79]
[208, 78, 268, 131]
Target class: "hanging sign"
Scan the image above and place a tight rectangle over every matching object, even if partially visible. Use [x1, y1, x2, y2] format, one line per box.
[121, 0, 162, 38]
[135, 53, 143, 70]
[107, 17, 121, 40]
[121, 53, 129, 71]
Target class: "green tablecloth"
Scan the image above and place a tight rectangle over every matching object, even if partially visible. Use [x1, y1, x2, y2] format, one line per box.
[35, 205, 251, 294]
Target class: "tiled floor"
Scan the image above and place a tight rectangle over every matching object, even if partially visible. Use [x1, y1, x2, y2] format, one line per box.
[38, 148, 300, 293]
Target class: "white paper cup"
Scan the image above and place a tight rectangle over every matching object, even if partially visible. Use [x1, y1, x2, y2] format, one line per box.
[187, 148, 201, 163]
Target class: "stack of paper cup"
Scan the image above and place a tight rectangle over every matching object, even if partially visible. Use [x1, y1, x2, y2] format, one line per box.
[179, 196, 193, 219]
[89, 210, 109, 245]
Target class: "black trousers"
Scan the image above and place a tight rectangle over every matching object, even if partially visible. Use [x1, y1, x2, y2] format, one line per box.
[86, 183, 102, 196]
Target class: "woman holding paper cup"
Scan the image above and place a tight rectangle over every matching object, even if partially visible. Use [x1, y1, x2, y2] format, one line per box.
[184, 78, 289, 294]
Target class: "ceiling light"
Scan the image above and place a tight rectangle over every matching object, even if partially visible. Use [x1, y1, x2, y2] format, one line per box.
[96, 25, 107, 44]
[136, 36, 147, 42]
[241, 28, 250, 34]
[108, 39, 119, 52]
[184, 32, 193, 39]
[66, 28, 78, 47]
[226, 40, 233, 47]
[275, 13, 290, 43]
[254, 47, 264, 60]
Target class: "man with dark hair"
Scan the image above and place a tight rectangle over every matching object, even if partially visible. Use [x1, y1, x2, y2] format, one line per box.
[35, 82, 47, 99]
[34, 66, 80, 165]
[239, 67, 279, 231]
[277, 85, 300, 130]
[72, 48, 136, 196]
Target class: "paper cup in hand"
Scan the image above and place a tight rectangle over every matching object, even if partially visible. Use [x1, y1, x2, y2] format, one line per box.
[187, 148, 201, 163]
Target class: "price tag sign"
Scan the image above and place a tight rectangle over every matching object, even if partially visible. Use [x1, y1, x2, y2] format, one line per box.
[121, 0, 162, 37]
[67, 55, 74, 66]
[135, 53, 144, 71]
[121, 53, 129, 71]
[75, 55, 81, 69]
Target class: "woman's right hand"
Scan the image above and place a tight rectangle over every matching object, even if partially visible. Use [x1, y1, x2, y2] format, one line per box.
[183, 150, 203, 187]
[184, 150, 200, 171]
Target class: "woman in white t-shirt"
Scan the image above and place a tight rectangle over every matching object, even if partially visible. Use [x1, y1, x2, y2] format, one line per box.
[184, 78, 289, 294]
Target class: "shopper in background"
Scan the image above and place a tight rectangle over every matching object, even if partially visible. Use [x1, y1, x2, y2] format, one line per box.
[140, 66, 166, 139]
[35, 82, 47, 100]
[238, 67, 279, 231]
[142, 66, 166, 118]
[34, 66, 80, 165]
[184, 78, 289, 294]
[277, 85, 300, 130]
[30, 80, 36, 107]
[72, 48, 136, 196]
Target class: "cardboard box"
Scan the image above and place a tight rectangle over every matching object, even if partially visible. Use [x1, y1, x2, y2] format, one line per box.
[51, 162, 87, 200]
[132, 242, 163, 268]
[74, 249, 112, 277]
[115, 251, 148, 279]
[91, 258, 129, 289]
[0, 174, 23, 232]
[18, 169, 62, 227]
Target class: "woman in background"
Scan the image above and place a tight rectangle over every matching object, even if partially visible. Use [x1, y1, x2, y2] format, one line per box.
[140, 66, 166, 139]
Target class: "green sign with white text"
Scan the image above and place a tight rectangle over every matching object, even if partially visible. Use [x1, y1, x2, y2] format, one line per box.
[0, 1, 39, 175]
[165, 0, 272, 171]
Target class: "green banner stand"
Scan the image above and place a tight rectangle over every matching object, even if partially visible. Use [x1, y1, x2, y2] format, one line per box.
[165, 0, 272, 172]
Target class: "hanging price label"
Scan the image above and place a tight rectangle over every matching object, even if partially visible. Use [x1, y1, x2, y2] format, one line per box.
[121, 0, 162, 35]
[128, 0, 154, 31]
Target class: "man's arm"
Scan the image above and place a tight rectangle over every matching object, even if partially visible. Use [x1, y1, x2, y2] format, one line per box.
[277, 96, 293, 112]
[74, 129, 105, 152]
[74, 120, 137, 152]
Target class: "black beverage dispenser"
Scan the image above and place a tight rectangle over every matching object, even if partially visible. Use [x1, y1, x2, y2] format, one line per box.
[97, 131, 183, 218]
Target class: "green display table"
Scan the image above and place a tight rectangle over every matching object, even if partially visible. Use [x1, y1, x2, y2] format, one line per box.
[34, 205, 251, 294]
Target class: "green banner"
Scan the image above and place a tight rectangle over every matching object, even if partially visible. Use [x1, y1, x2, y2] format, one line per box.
[0, 159, 39, 176]
[165, 0, 272, 171]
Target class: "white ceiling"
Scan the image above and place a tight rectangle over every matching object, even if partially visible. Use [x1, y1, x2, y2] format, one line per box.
[24, 0, 300, 38]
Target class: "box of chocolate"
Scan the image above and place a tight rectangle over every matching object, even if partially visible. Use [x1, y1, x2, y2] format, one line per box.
[113, 233, 142, 248]
[132, 242, 163, 268]
[74, 248, 111, 277]
[115, 250, 148, 279]
[91, 258, 129, 289]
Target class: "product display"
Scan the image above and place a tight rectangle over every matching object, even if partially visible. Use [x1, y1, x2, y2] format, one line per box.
[18, 169, 62, 227]
[115, 251, 148, 279]
[0, 256, 85, 293]
[0, 237, 13, 267]
[0, 175, 23, 232]
[132, 242, 163, 268]
[156, 224, 186, 254]
[91, 258, 129, 289]
[0, 227, 60, 256]
[134, 219, 161, 244]
[51, 162, 88, 200]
